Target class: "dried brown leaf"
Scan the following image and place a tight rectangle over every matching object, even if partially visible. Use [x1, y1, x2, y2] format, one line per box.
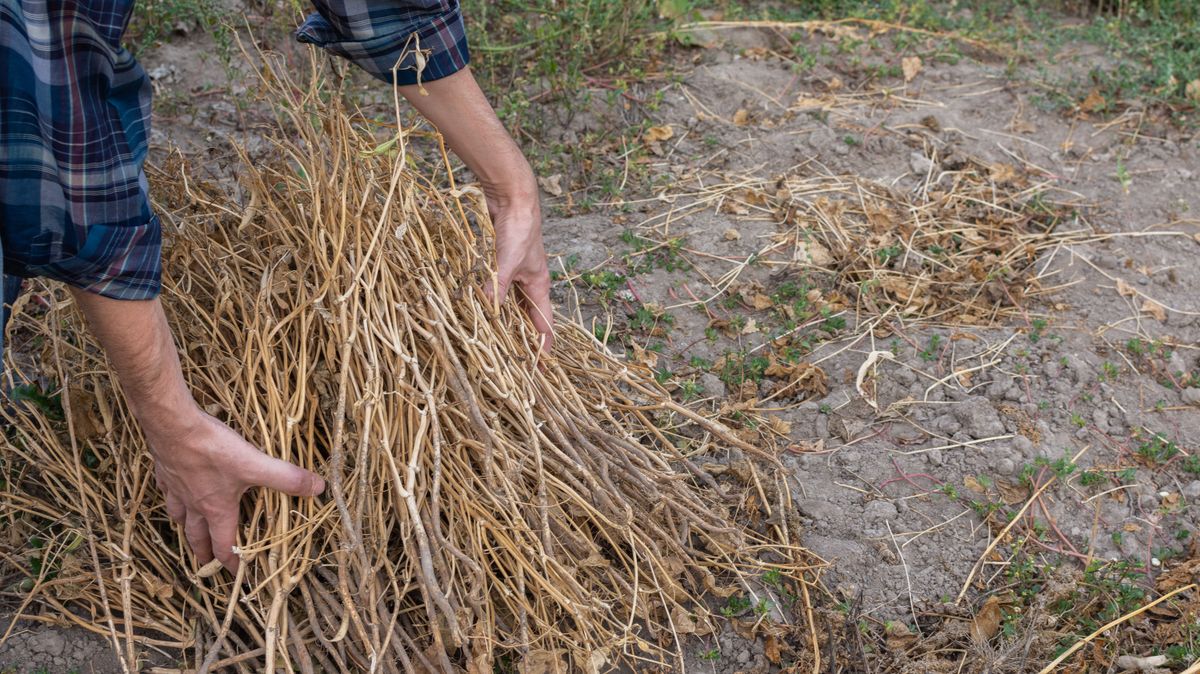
[764, 634, 782, 664]
[750, 293, 774, 310]
[766, 416, 791, 435]
[1186, 79, 1200, 103]
[988, 163, 1019, 183]
[970, 595, 1002, 642]
[642, 125, 674, 144]
[884, 621, 917, 650]
[537, 173, 564, 197]
[901, 56, 922, 83]
[1141, 298, 1166, 322]
[1080, 88, 1106, 112]
[522, 649, 567, 674]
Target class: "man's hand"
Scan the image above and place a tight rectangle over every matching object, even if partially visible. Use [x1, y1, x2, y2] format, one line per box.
[486, 191, 555, 354]
[148, 410, 324, 572]
[400, 67, 555, 353]
[70, 291, 325, 572]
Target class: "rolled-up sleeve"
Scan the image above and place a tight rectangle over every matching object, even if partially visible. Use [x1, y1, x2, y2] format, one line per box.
[296, 0, 470, 85]
[1, 0, 163, 308]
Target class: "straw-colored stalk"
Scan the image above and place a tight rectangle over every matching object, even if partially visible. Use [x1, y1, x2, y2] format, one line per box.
[0, 53, 820, 672]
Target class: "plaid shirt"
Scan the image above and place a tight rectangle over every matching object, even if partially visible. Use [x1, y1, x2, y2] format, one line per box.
[1, 0, 162, 301]
[297, 0, 470, 85]
[0, 0, 469, 359]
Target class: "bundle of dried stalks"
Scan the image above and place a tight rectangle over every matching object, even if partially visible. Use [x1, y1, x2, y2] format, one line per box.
[0, 55, 821, 672]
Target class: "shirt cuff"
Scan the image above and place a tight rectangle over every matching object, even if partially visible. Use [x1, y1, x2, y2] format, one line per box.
[296, 0, 470, 85]
[41, 216, 163, 301]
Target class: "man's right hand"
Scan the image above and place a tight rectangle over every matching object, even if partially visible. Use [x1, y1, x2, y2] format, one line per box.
[148, 410, 325, 572]
[69, 290, 324, 573]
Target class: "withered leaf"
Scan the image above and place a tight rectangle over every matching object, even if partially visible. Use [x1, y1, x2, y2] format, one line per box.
[766, 416, 792, 435]
[970, 595, 1002, 642]
[988, 163, 1019, 183]
[1141, 298, 1167, 322]
[1080, 88, 1106, 113]
[764, 634, 782, 664]
[884, 621, 917, 650]
[1188, 79, 1200, 103]
[642, 125, 674, 144]
[522, 649, 567, 674]
[537, 173, 564, 197]
[901, 56, 922, 83]
[750, 293, 774, 310]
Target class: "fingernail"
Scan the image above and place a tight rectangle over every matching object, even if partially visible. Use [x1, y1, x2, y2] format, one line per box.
[196, 559, 224, 579]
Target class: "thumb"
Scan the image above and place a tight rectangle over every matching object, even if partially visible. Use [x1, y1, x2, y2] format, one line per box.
[248, 454, 325, 498]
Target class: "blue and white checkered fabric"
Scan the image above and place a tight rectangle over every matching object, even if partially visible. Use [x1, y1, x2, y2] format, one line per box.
[297, 0, 470, 85]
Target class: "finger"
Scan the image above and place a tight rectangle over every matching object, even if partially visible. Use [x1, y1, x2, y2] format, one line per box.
[184, 514, 214, 566]
[207, 512, 240, 574]
[164, 492, 186, 524]
[480, 272, 507, 309]
[246, 453, 326, 498]
[493, 266, 513, 307]
[517, 278, 555, 354]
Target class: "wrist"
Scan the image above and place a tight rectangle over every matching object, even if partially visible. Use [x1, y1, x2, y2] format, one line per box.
[118, 342, 205, 443]
[468, 146, 537, 208]
[129, 390, 205, 446]
[483, 172, 539, 211]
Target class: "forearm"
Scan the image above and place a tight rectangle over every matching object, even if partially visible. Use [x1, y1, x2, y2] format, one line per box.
[398, 67, 535, 205]
[68, 290, 199, 436]
[397, 63, 554, 347]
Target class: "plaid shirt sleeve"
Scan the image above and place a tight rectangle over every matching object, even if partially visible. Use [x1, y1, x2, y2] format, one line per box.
[1, 0, 161, 356]
[296, 0, 470, 85]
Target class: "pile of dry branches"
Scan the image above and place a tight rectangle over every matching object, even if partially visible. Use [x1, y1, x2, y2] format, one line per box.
[0, 55, 821, 672]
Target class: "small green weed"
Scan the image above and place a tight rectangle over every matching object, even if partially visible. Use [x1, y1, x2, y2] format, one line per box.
[628, 304, 674, 333]
[1115, 157, 1133, 192]
[1136, 431, 1179, 464]
[1100, 361, 1119, 381]
[9, 382, 63, 421]
[721, 594, 753, 618]
[874, 244, 902, 264]
[679, 379, 704, 401]
[1029, 318, 1048, 342]
[718, 351, 771, 387]
[580, 269, 627, 303]
[126, 0, 232, 59]
[1182, 455, 1200, 475]
[919, 334, 942, 362]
